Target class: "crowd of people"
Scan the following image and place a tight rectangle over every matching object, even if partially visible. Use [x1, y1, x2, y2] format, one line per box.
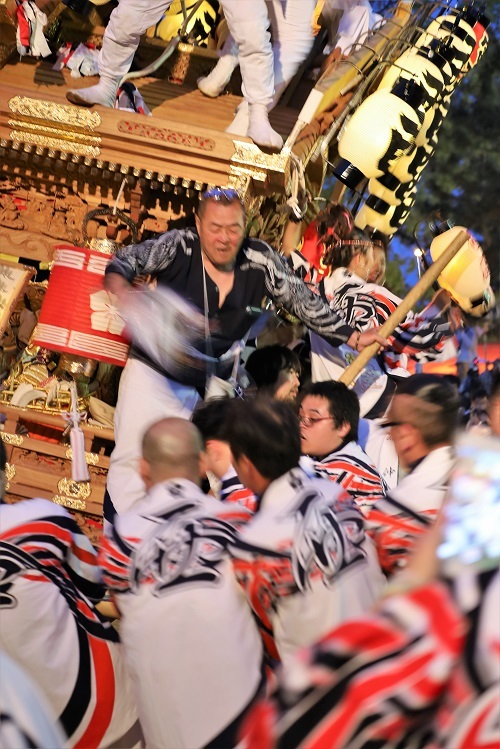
[0, 187, 499, 749]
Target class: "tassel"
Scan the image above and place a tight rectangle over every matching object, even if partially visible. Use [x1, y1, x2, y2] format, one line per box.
[62, 382, 90, 482]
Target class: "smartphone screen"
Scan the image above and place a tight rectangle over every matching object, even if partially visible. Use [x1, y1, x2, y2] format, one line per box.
[437, 433, 500, 576]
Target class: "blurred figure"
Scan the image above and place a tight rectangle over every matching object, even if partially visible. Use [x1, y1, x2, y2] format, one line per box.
[99, 418, 264, 749]
[466, 407, 491, 435]
[223, 398, 385, 667]
[299, 381, 387, 515]
[488, 372, 500, 437]
[245, 345, 301, 402]
[243, 507, 500, 749]
[191, 397, 257, 512]
[366, 374, 460, 576]
[0, 650, 67, 749]
[0, 441, 141, 749]
[456, 323, 486, 382]
[290, 206, 459, 421]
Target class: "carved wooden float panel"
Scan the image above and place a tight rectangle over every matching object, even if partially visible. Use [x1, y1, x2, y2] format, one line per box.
[0, 58, 298, 201]
[1, 403, 112, 519]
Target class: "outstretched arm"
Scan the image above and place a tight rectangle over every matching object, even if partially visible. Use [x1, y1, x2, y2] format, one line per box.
[104, 228, 193, 285]
[245, 245, 387, 351]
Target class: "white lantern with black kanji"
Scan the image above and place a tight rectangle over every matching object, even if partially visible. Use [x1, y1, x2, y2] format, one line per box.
[416, 14, 476, 77]
[354, 188, 417, 236]
[333, 78, 424, 188]
[378, 48, 446, 108]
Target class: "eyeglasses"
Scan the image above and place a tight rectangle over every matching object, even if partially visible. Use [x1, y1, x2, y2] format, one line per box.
[201, 187, 242, 203]
[299, 415, 333, 428]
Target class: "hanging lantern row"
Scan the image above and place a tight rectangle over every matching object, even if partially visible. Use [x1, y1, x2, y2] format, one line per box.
[331, 2, 490, 238]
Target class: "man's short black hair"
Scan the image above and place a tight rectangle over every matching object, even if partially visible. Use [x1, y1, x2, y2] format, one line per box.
[300, 381, 360, 442]
[222, 398, 301, 481]
[245, 345, 301, 393]
[191, 398, 232, 443]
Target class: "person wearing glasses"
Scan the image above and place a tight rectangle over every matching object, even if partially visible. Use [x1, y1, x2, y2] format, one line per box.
[103, 187, 387, 526]
[366, 373, 460, 577]
[222, 398, 385, 668]
[299, 381, 387, 516]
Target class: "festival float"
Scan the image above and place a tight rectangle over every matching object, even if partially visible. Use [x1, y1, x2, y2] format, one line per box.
[0, 0, 493, 542]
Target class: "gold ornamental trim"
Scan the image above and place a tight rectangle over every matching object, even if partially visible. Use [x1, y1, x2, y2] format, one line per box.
[9, 120, 101, 147]
[5, 462, 15, 491]
[57, 477, 91, 500]
[7, 96, 102, 158]
[231, 141, 289, 173]
[52, 495, 87, 511]
[1, 433, 24, 446]
[9, 96, 101, 130]
[65, 448, 100, 466]
[9, 131, 101, 158]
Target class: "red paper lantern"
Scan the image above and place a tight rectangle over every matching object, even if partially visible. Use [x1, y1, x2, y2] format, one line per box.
[32, 245, 129, 366]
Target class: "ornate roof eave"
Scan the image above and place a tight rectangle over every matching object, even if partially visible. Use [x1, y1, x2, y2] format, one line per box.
[0, 87, 291, 202]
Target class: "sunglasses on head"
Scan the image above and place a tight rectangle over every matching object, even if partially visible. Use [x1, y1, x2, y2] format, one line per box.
[200, 187, 242, 203]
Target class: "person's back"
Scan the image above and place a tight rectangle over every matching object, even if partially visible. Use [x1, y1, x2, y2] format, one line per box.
[222, 399, 385, 667]
[99, 418, 263, 749]
[235, 468, 385, 666]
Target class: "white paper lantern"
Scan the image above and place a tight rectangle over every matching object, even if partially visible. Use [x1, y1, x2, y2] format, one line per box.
[354, 188, 417, 236]
[430, 226, 492, 314]
[378, 49, 446, 107]
[369, 173, 420, 206]
[416, 14, 476, 76]
[368, 174, 403, 206]
[388, 143, 430, 183]
[334, 79, 424, 187]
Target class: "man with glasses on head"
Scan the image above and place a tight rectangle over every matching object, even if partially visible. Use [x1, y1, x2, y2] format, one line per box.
[366, 373, 460, 577]
[103, 187, 387, 525]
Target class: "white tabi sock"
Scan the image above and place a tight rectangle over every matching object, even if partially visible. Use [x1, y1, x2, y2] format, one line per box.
[66, 73, 121, 107]
[197, 53, 238, 98]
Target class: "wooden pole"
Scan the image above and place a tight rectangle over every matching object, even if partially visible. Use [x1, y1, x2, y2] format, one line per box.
[338, 229, 469, 386]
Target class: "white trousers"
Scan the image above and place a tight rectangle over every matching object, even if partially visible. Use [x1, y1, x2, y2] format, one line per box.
[106, 359, 200, 517]
[221, 0, 316, 106]
[99, 0, 174, 78]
